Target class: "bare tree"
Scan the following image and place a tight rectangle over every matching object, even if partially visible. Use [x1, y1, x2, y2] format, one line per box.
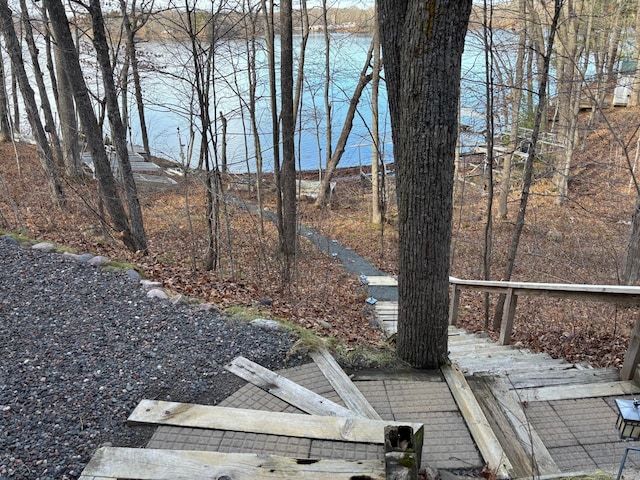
[45, 0, 142, 252]
[494, 0, 564, 328]
[280, 0, 297, 282]
[87, 0, 148, 254]
[0, 0, 65, 208]
[0, 46, 10, 142]
[314, 40, 374, 207]
[19, 0, 64, 165]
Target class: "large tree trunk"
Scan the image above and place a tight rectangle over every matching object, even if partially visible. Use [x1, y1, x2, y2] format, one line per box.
[44, 0, 140, 252]
[378, 0, 472, 368]
[0, 0, 65, 208]
[280, 0, 297, 283]
[88, 0, 148, 254]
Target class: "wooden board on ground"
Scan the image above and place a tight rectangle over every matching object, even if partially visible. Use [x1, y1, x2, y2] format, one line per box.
[467, 376, 534, 478]
[224, 356, 358, 418]
[488, 377, 560, 476]
[310, 349, 382, 420]
[441, 364, 513, 479]
[128, 400, 423, 444]
[516, 380, 640, 402]
[80, 447, 386, 480]
[364, 276, 398, 286]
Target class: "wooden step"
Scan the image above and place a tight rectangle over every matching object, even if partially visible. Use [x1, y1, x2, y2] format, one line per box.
[505, 366, 620, 389]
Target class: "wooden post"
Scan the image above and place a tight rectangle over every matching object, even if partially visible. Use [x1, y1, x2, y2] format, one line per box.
[384, 425, 422, 480]
[449, 285, 461, 326]
[499, 288, 518, 346]
[622, 311, 640, 380]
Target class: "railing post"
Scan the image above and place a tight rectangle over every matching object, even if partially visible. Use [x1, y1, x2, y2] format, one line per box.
[622, 311, 640, 380]
[449, 285, 461, 326]
[499, 288, 518, 346]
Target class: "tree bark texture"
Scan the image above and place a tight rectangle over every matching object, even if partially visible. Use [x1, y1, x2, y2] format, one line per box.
[89, 0, 148, 254]
[0, 0, 65, 208]
[378, 0, 472, 368]
[280, 0, 297, 282]
[314, 40, 373, 207]
[0, 47, 11, 142]
[623, 195, 640, 285]
[19, 0, 64, 166]
[44, 0, 139, 251]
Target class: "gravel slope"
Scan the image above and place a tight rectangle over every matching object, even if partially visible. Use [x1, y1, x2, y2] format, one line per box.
[0, 236, 302, 479]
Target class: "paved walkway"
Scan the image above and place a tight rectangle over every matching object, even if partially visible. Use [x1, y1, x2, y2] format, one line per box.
[144, 358, 640, 478]
[147, 362, 482, 472]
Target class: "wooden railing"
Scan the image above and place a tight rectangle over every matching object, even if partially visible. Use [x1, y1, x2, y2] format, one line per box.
[448, 277, 640, 380]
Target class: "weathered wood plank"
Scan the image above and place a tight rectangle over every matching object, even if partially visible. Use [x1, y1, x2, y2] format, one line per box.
[516, 380, 640, 402]
[78, 476, 117, 480]
[499, 288, 518, 346]
[505, 367, 619, 389]
[441, 364, 513, 479]
[365, 276, 398, 286]
[467, 376, 533, 478]
[622, 312, 640, 380]
[449, 285, 461, 326]
[129, 400, 422, 444]
[224, 356, 358, 418]
[488, 377, 560, 476]
[311, 349, 382, 420]
[81, 447, 386, 480]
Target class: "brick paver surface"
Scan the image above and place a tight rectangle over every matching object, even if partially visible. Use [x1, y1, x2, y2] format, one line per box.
[147, 363, 483, 471]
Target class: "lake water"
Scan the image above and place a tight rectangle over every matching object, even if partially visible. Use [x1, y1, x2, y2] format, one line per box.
[126, 31, 490, 172]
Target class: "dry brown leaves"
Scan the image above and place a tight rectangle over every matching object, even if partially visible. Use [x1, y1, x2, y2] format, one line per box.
[2, 106, 640, 368]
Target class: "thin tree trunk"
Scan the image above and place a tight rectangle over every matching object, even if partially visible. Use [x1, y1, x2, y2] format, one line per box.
[498, 0, 526, 219]
[19, 0, 64, 166]
[0, 0, 65, 208]
[322, 0, 332, 177]
[482, 0, 495, 328]
[244, 0, 265, 235]
[371, 10, 382, 225]
[262, 0, 283, 245]
[628, 1, 640, 108]
[119, 0, 152, 158]
[493, 0, 564, 327]
[314, 40, 374, 207]
[0, 46, 10, 142]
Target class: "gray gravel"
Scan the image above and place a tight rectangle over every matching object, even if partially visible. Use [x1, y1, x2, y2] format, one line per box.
[0, 236, 303, 479]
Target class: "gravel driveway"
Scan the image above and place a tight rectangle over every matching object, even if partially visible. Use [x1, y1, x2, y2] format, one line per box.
[0, 236, 302, 479]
